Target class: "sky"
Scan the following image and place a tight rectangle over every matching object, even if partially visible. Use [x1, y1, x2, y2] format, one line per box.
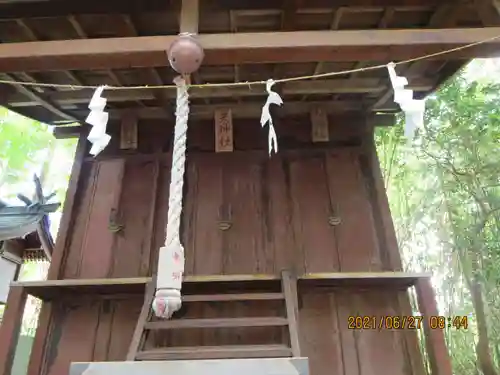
[464, 58, 500, 82]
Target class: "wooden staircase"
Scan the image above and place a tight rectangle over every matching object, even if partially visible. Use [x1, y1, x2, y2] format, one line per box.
[126, 270, 301, 361]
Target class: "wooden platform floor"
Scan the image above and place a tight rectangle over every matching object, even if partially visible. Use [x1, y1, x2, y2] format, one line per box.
[11, 272, 431, 301]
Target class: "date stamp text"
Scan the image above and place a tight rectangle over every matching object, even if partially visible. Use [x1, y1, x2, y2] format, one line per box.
[348, 315, 468, 330]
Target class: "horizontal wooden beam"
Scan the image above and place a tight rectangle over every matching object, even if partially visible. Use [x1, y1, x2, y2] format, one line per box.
[7, 78, 435, 107]
[53, 113, 395, 139]
[0, 28, 499, 72]
[69, 100, 372, 121]
[0, 0, 448, 20]
[11, 271, 427, 302]
[53, 125, 89, 139]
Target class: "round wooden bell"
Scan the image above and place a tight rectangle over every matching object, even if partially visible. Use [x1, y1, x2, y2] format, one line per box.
[167, 34, 204, 75]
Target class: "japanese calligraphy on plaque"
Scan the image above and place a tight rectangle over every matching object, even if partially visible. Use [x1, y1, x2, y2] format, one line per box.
[214, 108, 234, 152]
[310, 108, 329, 143]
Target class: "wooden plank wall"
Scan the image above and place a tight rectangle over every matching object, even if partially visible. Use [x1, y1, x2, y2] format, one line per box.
[34, 116, 424, 375]
[59, 150, 384, 279]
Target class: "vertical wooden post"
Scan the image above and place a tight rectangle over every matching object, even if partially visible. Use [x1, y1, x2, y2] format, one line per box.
[180, 0, 199, 34]
[0, 286, 27, 375]
[28, 132, 87, 375]
[47, 132, 87, 279]
[415, 277, 453, 375]
[179, 0, 199, 86]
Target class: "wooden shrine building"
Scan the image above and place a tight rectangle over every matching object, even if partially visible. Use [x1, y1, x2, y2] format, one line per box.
[0, 175, 59, 304]
[1, 0, 500, 374]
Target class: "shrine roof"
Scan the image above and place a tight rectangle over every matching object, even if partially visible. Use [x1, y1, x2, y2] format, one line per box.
[0, 0, 497, 131]
[0, 176, 60, 261]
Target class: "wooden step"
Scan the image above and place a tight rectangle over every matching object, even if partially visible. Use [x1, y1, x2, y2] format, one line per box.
[126, 271, 303, 362]
[182, 292, 284, 302]
[145, 317, 289, 330]
[135, 344, 293, 360]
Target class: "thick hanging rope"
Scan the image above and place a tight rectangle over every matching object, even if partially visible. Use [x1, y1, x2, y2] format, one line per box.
[152, 76, 189, 319]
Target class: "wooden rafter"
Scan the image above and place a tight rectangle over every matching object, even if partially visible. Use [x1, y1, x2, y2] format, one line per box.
[329, 7, 395, 103]
[272, 0, 297, 79]
[121, 14, 168, 108]
[474, 0, 500, 26]
[313, 7, 345, 76]
[66, 15, 126, 92]
[281, 1, 297, 31]
[427, 4, 458, 26]
[15, 19, 36, 41]
[15, 17, 83, 86]
[378, 7, 396, 28]
[0, 28, 498, 73]
[0, 0, 448, 20]
[1, 74, 78, 122]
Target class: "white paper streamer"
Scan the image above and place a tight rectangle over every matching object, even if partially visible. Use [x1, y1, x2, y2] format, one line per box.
[260, 79, 282, 155]
[85, 85, 111, 156]
[386, 62, 426, 139]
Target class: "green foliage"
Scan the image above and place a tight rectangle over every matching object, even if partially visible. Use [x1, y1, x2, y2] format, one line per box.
[376, 62, 500, 375]
[0, 108, 76, 337]
[0, 108, 77, 205]
[0, 109, 54, 190]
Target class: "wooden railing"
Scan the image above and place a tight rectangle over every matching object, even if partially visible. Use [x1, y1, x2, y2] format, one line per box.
[0, 272, 452, 375]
